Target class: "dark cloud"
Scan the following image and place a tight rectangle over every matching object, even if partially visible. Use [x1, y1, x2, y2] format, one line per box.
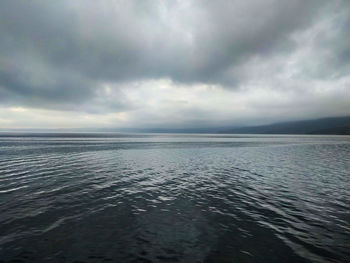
[0, 0, 349, 124]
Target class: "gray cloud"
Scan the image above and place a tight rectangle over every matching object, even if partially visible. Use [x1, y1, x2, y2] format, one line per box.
[0, 0, 349, 127]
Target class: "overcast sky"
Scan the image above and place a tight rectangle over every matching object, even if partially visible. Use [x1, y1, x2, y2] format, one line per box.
[0, 0, 349, 129]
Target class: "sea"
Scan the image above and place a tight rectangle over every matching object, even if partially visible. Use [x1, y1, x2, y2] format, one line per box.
[0, 133, 349, 263]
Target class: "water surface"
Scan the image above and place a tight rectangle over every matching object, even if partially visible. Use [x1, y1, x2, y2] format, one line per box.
[0, 133, 349, 262]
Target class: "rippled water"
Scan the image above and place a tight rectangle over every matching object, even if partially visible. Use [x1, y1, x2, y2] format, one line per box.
[0, 133, 349, 263]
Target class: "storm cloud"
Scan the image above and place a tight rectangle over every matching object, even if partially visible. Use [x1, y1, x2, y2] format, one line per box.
[0, 0, 349, 128]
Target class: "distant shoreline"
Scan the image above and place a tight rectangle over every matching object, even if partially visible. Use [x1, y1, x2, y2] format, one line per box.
[1, 116, 349, 135]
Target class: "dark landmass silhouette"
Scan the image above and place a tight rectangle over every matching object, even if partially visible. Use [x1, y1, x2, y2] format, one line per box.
[1, 116, 349, 135]
[122, 116, 350, 135]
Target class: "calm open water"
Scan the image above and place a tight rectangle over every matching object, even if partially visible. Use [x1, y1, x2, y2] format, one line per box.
[0, 133, 349, 263]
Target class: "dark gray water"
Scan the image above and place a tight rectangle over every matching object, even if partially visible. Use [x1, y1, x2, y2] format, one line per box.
[0, 133, 349, 263]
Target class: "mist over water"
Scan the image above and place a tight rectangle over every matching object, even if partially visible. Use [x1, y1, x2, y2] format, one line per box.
[0, 134, 349, 263]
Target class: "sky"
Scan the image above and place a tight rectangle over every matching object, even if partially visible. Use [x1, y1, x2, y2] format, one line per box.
[0, 0, 350, 129]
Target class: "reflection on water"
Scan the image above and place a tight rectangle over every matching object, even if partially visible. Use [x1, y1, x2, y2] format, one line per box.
[0, 133, 349, 262]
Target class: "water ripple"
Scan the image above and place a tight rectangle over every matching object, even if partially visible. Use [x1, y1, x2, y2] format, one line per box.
[0, 134, 349, 262]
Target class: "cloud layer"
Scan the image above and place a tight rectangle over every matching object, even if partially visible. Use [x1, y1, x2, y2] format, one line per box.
[0, 0, 349, 128]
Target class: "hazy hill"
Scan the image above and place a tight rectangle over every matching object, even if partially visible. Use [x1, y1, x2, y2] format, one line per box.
[220, 116, 350, 135]
[119, 116, 350, 134]
[1, 116, 349, 135]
